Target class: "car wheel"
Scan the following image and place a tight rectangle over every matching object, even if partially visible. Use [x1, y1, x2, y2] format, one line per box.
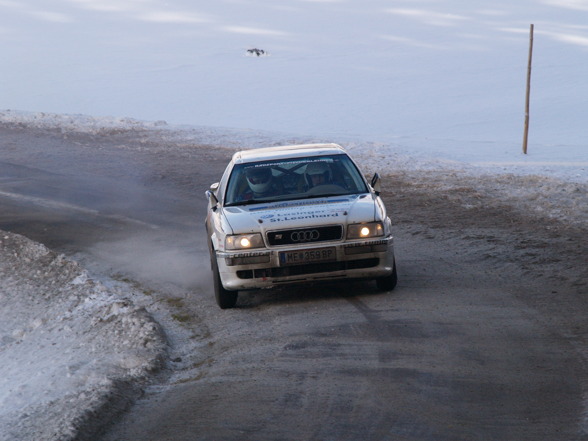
[376, 259, 397, 291]
[211, 256, 238, 309]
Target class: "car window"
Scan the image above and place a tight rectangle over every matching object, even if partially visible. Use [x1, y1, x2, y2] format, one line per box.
[224, 154, 369, 206]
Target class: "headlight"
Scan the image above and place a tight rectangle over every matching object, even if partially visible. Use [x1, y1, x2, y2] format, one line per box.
[226, 233, 265, 250]
[347, 222, 384, 239]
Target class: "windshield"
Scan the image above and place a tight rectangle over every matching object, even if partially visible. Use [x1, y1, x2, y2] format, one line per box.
[224, 154, 369, 206]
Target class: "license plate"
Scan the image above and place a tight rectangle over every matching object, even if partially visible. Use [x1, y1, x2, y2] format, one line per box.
[279, 247, 336, 266]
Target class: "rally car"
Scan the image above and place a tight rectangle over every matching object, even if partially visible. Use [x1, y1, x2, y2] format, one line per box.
[205, 143, 397, 308]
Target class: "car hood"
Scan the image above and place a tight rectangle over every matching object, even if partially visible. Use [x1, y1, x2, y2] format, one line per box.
[222, 194, 377, 234]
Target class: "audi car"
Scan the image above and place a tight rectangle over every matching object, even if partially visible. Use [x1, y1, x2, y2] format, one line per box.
[205, 143, 397, 308]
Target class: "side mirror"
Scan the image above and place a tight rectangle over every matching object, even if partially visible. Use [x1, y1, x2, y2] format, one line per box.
[370, 173, 381, 196]
[206, 182, 220, 210]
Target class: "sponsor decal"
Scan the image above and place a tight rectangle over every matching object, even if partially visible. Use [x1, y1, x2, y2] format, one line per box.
[246, 197, 357, 223]
[344, 239, 389, 248]
[219, 250, 271, 258]
[268, 209, 344, 223]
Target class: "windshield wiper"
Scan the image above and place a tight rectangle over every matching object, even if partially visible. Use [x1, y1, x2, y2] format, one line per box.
[225, 199, 265, 207]
[298, 192, 354, 200]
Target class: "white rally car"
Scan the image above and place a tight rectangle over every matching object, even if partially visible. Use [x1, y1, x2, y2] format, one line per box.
[205, 143, 397, 308]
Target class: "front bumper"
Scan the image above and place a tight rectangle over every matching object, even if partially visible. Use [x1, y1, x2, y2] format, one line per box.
[216, 236, 394, 290]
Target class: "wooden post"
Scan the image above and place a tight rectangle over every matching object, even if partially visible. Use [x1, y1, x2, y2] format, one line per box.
[523, 24, 534, 154]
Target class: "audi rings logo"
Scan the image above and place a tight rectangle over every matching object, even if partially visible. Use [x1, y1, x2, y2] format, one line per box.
[290, 229, 320, 242]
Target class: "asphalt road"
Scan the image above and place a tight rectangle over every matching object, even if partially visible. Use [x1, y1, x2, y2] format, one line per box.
[1, 124, 587, 441]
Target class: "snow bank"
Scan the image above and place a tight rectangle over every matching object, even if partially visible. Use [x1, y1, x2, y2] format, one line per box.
[0, 231, 166, 441]
[0, 109, 169, 135]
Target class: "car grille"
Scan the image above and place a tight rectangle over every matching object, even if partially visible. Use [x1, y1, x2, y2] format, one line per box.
[267, 225, 343, 246]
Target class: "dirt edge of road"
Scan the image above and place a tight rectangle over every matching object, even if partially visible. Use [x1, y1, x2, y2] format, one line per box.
[381, 172, 588, 376]
[383, 171, 587, 296]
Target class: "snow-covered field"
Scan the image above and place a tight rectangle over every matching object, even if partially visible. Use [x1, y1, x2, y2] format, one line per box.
[2, 0, 588, 148]
[1, 0, 587, 439]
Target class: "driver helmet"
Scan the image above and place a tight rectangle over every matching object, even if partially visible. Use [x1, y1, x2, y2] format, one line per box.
[245, 166, 273, 194]
[305, 161, 331, 187]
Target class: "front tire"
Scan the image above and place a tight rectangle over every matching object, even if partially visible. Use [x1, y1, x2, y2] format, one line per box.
[376, 260, 397, 291]
[212, 256, 238, 309]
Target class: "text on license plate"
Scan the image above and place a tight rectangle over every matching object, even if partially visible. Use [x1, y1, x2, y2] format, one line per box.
[279, 247, 336, 266]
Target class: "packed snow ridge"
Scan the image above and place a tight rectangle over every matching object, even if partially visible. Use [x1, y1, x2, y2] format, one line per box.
[0, 231, 166, 441]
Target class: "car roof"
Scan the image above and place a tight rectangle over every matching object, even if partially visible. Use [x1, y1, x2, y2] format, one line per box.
[231, 143, 347, 164]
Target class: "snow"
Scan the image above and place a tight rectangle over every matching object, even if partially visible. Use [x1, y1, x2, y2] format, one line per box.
[0, 0, 587, 439]
[0, 232, 165, 441]
[1, 0, 588, 148]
